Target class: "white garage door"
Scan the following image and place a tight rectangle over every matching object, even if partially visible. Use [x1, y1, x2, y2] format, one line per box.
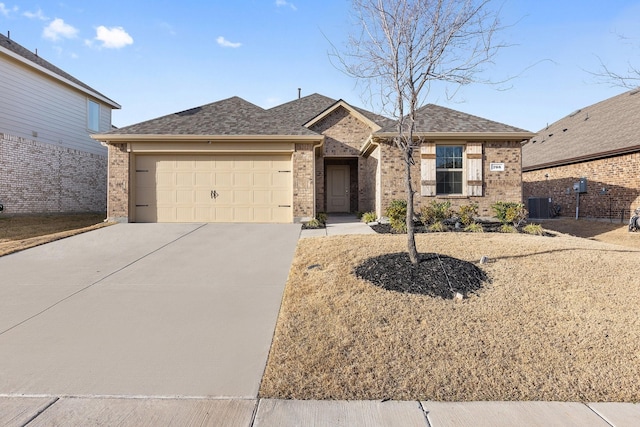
[134, 154, 292, 223]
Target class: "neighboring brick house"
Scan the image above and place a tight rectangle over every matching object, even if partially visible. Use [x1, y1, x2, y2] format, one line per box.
[522, 89, 640, 221]
[93, 94, 532, 223]
[0, 33, 120, 214]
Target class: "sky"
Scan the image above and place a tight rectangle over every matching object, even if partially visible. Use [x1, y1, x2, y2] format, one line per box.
[1, 0, 639, 132]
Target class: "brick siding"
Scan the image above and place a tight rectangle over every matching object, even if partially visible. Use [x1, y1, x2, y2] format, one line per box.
[379, 140, 523, 218]
[523, 152, 640, 221]
[309, 106, 375, 213]
[292, 143, 315, 220]
[107, 143, 130, 221]
[0, 132, 106, 214]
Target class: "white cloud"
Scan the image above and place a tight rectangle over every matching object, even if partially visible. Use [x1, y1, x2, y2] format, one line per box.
[275, 0, 297, 11]
[94, 26, 133, 49]
[0, 3, 18, 17]
[43, 18, 78, 41]
[216, 36, 241, 48]
[23, 8, 47, 20]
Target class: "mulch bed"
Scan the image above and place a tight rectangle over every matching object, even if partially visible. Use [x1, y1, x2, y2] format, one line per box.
[354, 252, 489, 299]
[369, 220, 505, 234]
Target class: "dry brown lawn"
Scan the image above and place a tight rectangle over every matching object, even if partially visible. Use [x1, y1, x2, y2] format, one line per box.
[0, 213, 111, 257]
[260, 222, 640, 402]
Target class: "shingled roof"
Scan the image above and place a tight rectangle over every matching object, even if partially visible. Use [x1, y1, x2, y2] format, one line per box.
[107, 93, 391, 137]
[110, 96, 318, 136]
[522, 89, 640, 171]
[379, 104, 530, 133]
[267, 93, 337, 125]
[0, 33, 119, 108]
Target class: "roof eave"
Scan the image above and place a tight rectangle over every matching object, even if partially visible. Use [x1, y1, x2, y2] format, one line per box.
[91, 134, 324, 143]
[523, 145, 640, 172]
[373, 131, 535, 141]
[304, 100, 383, 132]
[0, 45, 121, 109]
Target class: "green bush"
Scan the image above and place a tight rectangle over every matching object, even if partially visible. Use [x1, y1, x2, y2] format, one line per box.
[316, 212, 328, 225]
[499, 224, 518, 233]
[385, 199, 407, 233]
[458, 203, 479, 226]
[492, 202, 527, 227]
[523, 223, 544, 235]
[419, 200, 452, 225]
[306, 218, 322, 228]
[429, 221, 446, 232]
[464, 222, 484, 233]
[361, 211, 377, 223]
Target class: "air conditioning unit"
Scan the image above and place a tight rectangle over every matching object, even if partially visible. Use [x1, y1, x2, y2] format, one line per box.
[528, 197, 551, 219]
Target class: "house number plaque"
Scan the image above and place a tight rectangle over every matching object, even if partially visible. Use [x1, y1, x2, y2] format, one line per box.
[490, 162, 505, 172]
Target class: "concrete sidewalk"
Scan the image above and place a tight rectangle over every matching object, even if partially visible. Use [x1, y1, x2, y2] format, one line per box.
[2, 396, 639, 426]
[300, 213, 376, 237]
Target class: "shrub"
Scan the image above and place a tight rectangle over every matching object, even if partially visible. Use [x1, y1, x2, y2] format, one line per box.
[361, 211, 377, 223]
[492, 202, 527, 227]
[385, 199, 407, 233]
[458, 203, 479, 226]
[464, 222, 484, 233]
[420, 200, 453, 225]
[523, 223, 544, 236]
[316, 212, 328, 225]
[305, 218, 322, 228]
[429, 221, 446, 232]
[499, 224, 518, 233]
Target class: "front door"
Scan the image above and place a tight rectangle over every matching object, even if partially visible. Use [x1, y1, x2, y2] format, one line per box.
[327, 165, 350, 212]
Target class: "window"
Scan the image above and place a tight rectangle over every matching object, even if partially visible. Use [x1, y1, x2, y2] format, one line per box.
[436, 145, 463, 194]
[88, 99, 100, 132]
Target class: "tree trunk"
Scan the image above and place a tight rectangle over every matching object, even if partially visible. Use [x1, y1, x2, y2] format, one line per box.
[404, 148, 419, 264]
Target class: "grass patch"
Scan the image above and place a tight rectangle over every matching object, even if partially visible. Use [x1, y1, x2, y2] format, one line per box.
[0, 213, 111, 256]
[260, 233, 640, 401]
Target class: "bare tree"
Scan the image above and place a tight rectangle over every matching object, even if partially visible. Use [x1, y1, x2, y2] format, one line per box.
[338, 0, 505, 264]
[592, 57, 640, 89]
[588, 32, 640, 89]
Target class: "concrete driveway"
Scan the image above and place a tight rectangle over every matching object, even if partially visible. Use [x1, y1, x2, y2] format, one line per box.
[0, 223, 300, 398]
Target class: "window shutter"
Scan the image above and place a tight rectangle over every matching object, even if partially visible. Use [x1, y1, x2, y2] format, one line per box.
[466, 142, 483, 196]
[420, 143, 436, 196]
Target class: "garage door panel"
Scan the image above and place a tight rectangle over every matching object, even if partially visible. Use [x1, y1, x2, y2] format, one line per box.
[157, 172, 174, 187]
[135, 154, 292, 223]
[176, 190, 194, 204]
[195, 172, 211, 186]
[176, 172, 194, 187]
[252, 190, 269, 204]
[233, 173, 251, 187]
[157, 190, 175, 204]
[272, 173, 290, 187]
[272, 190, 290, 205]
[214, 172, 232, 187]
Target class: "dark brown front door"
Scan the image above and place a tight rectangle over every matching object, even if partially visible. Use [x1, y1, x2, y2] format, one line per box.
[326, 165, 350, 212]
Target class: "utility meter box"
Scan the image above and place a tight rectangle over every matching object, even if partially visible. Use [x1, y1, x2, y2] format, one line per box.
[578, 177, 588, 193]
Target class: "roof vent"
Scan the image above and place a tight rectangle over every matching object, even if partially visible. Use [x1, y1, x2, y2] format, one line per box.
[175, 106, 202, 117]
[563, 128, 568, 132]
[569, 109, 581, 117]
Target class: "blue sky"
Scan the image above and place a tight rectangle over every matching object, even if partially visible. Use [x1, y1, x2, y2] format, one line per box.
[1, 0, 639, 132]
